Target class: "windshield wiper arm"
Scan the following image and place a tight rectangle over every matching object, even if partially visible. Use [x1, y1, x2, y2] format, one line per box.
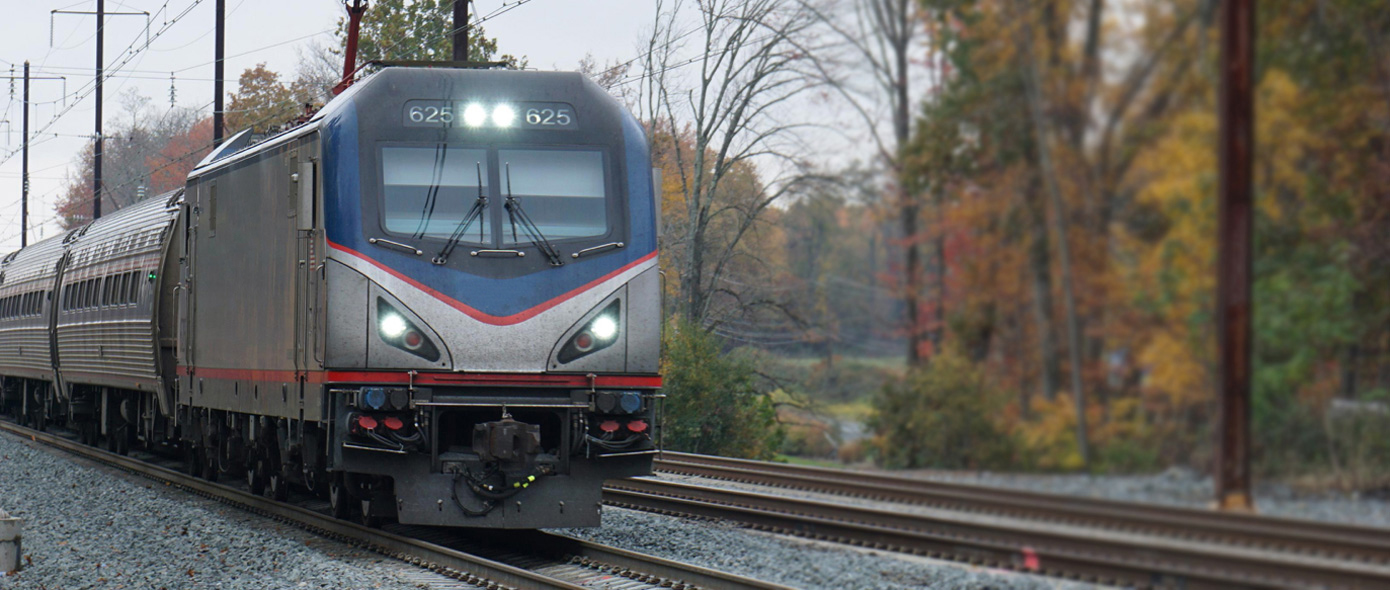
[411, 143, 449, 239]
[503, 163, 564, 267]
[432, 162, 488, 265]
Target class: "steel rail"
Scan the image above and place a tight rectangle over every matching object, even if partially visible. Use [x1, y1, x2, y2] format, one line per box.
[604, 477, 1390, 590]
[0, 421, 785, 590]
[654, 452, 1390, 565]
[529, 533, 791, 590]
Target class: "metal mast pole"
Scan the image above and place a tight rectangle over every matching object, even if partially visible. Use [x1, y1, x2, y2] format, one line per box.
[333, 0, 368, 96]
[452, 0, 469, 62]
[213, 0, 224, 144]
[1216, 0, 1256, 512]
[21, 62, 29, 248]
[93, 0, 104, 220]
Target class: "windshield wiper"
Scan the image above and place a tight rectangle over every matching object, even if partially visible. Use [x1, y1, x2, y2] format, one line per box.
[503, 163, 564, 267]
[411, 143, 449, 239]
[432, 162, 488, 265]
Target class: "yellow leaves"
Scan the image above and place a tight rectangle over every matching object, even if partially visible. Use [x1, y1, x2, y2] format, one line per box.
[1017, 395, 1086, 470]
[1136, 328, 1209, 408]
[1254, 69, 1313, 222]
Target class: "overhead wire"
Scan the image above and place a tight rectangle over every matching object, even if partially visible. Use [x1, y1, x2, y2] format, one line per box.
[0, 0, 210, 167]
[5, 0, 549, 243]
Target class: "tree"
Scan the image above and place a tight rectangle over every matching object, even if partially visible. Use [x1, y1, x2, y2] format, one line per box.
[224, 63, 303, 135]
[55, 89, 203, 228]
[146, 117, 214, 191]
[872, 347, 1017, 469]
[660, 319, 783, 459]
[337, 0, 523, 67]
[799, 0, 933, 364]
[640, 0, 821, 326]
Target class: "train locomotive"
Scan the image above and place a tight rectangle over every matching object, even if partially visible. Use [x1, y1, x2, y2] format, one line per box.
[0, 65, 663, 529]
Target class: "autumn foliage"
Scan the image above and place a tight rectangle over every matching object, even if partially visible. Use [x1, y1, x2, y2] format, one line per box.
[852, 0, 1390, 479]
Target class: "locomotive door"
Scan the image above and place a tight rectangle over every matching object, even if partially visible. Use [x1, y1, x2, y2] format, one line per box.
[291, 151, 317, 378]
[177, 185, 200, 383]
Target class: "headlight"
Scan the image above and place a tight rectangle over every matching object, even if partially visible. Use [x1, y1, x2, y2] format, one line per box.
[379, 314, 408, 338]
[376, 298, 441, 362]
[463, 103, 487, 127]
[492, 104, 516, 127]
[557, 301, 622, 364]
[590, 315, 617, 340]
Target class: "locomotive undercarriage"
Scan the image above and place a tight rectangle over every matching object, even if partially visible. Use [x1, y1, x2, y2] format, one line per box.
[2, 378, 172, 454]
[2, 376, 657, 529]
[328, 384, 658, 528]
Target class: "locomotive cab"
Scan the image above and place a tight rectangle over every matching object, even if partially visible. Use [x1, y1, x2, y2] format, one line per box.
[310, 67, 662, 528]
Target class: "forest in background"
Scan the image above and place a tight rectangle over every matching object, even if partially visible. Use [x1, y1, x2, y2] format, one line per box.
[48, 0, 1390, 489]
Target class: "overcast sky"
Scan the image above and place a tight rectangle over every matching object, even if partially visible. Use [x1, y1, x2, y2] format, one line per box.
[0, 0, 660, 251]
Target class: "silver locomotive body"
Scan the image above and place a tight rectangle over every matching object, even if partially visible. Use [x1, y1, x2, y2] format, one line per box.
[0, 66, 662, 529]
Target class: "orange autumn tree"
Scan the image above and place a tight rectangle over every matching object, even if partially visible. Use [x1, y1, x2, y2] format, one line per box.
[877, 0, 1390, 476]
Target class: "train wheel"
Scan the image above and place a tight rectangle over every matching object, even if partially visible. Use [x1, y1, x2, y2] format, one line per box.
[200, 446, 219, 482]
[328, 473, 353, 520]
[268, 469, 290, 502]
[184, 443, 201, 477]
[115, 426, 131, 456]
[360, 500, 383, 529]
[247, 457, 267, 496]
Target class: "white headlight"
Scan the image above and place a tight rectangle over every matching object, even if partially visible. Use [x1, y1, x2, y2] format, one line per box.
[493, 104, 516, 127]
[590, 315, 618, 340]
[380, 314, 408, 338]
[463, 103, 487, 127]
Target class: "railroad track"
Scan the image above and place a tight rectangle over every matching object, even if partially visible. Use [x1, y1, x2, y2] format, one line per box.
[653, 452, 1390, 563]
[599, 453, 1390, 589]
[0, 421, 787, 590]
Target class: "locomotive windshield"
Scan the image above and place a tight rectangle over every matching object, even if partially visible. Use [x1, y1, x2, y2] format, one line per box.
[376, 144, 614, 251]
[499, 149, 607, 243]
[382, 146, 491, 242]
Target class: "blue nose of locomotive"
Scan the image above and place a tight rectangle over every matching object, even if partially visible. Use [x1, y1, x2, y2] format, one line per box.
[315, 67, 661, 376]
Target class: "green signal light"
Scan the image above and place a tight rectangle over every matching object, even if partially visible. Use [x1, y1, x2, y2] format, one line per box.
[147, 272, 157, 281]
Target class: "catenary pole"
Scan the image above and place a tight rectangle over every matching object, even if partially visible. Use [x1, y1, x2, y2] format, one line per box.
[213, 0, 224, 144]
[21, 62, 29, 248]
[93, 0, 104, 220]
[452, 0, 469, 62]
[2, 66, 61, 246]
[1216, 0, 1255, 512]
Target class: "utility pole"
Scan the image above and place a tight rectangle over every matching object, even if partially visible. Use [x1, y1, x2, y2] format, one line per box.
[94, 0, 104, 220]
[22, 62, 29, 247]
[3, 66, 63, 247]
[213, 0, 225, 144]
[452, 0, 469, 62]
[47, 5, 143, 221]
[1216, 0, 1255, 512]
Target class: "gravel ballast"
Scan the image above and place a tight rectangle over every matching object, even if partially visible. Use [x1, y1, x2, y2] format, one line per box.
[903, 466, 1390, 528]
[0, 431, 431, 590]
[554, 507, 1097, 590]
[0, 430, 1099, 590]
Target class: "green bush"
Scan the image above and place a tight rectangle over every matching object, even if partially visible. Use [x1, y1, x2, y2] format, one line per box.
[659, 320, 784, 460]
[870, 348, 1018, 469]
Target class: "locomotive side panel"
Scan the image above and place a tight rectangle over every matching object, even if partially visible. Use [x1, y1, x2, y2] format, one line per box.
[181, 134, 324, 421]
